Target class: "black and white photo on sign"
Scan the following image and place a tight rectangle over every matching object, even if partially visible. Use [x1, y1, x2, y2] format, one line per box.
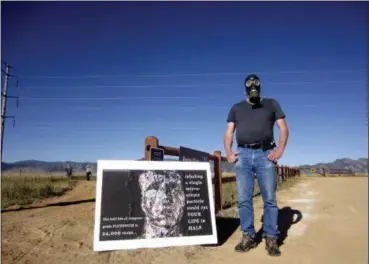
[139, 170, 185, 238]
[93, 160, 218, 251]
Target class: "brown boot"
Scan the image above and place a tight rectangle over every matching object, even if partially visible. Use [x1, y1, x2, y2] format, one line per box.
[235, 233, 257, 253]
[265, 236, 281, 256]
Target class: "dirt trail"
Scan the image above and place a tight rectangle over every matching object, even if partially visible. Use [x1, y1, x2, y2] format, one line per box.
[2, 177, 368, 264]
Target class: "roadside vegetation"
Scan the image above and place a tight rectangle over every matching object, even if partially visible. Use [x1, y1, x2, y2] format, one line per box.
[5, 168, 357, 210]
[1, 173, 86, 209]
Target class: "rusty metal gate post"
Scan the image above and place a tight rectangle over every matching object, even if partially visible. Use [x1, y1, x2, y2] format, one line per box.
[213, 150, 223, 213]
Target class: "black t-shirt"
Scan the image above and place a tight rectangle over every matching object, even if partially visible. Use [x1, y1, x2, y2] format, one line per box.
[226, 98, 285, 145]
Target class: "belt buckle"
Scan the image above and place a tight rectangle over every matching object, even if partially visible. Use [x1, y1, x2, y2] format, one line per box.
[249, 143, 260, 149]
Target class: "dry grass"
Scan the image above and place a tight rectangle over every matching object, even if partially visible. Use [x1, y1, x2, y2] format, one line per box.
[354, 173, 369, 177]
[1, 174, 78, 209]
[300, 173, 325, 177]
[222, 172, 235, 178]
[221, 175, 261, 208]
[301, 172, 368, 177]
[220, 173, 302, 210]
[2, 171, 95, 179]
[220, 176, 302, 218]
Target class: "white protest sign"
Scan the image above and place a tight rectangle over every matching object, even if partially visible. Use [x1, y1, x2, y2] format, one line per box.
[93, 160, 218, 251]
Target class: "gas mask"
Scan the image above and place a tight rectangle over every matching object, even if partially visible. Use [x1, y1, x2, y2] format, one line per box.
[244, 74, 261, 104]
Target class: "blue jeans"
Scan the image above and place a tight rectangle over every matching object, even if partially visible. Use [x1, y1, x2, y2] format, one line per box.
[234, 146, 280, 238]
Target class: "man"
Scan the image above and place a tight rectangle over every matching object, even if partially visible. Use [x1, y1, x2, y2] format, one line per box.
[65, 163, 73, 180]
[86, 165, 92, 181]
[223, 74, 289, 256]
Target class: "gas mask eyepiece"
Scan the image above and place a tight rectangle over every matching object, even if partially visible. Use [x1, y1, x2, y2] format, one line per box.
[244, 74, 261, 104]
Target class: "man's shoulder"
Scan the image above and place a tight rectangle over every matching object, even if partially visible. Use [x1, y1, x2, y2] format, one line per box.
[231, 100, 248, 109]
[261, 97, 278, 105]
[229, 98, 281, 111]
[262, 97, 283, 108]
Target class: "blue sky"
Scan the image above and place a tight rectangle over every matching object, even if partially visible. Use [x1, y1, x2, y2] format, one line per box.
[1, 1, 368, 166]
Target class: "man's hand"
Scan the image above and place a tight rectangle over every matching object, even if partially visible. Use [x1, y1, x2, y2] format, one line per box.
[227, 152, 239, 163]
[267, 148, 283, 162]
[224, 122, 237, 163]
[267, 148, 284, 163]
[270, 117, 288, 163]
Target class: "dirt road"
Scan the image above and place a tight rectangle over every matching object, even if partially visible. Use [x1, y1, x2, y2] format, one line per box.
[2, 177, 368, 264]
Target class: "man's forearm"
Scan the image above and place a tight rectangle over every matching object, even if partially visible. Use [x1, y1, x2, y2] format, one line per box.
[224, 133, 234, 156]
[277, 127, 289, 152]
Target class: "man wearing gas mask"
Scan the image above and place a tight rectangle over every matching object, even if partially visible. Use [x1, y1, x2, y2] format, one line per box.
[224, 74, 289, 257]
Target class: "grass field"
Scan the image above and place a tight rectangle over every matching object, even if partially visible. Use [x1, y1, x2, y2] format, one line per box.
[222, 172, 235, 178]
[220, 173, 301, 209]
[1, 173, 84, 209]
[354, 173, 369, 177]
[1, 171, 241, 210]
[300, 173, 368, 177]
[221, 171, 367, 208]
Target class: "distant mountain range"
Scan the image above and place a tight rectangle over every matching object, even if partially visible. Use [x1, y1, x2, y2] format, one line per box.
[1, 157, 367, 174]
[298, 158, 368, 174]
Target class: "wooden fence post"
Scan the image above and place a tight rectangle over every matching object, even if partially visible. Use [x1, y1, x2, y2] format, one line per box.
[279, 166, 282, 185]
[213, 150, 222, 212]
[144, 136, 159, 160]
[278, 165, 283, 183]
[289, 168, 293, 187]
[289, 167, 292, 180]
[277, 166, 282, 183]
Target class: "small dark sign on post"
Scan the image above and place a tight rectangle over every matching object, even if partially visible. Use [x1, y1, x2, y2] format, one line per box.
[179, 146, 209, 162]
[150, 147, 164, 161]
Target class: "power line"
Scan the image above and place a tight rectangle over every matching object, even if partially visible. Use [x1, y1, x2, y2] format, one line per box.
[14, 123, 368, 133]
[19, 104, 323, 111]
[22, 127, 204, 131]
[18, 68, 366, 79]
[18, 96, 201, 100]
[20, 79, 368, 90]
[17, 92, 364, 100]
[17, 117, 368, 126]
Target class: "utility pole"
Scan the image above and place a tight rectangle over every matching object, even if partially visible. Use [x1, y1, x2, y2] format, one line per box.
[1, 62, 18, 164]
